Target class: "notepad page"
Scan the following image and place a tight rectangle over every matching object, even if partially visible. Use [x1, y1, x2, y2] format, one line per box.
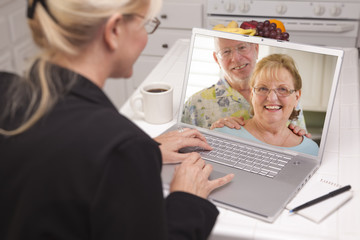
[286, 174, 353, 223]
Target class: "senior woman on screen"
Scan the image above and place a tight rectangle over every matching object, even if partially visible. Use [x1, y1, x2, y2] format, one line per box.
[215, 54, 319, 156]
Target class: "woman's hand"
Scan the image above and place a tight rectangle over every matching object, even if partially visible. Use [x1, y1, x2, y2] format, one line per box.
[210, 116, 245, 130]
[154, 128, 212, 164]
[170, 153, 234, 199]
[288, 123, 312, 138]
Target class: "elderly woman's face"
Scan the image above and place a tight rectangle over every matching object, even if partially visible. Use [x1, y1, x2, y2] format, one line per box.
[251, 68, 300, 124]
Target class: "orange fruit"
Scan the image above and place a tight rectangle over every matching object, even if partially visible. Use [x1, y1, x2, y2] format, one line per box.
[269, 19, 286, 32]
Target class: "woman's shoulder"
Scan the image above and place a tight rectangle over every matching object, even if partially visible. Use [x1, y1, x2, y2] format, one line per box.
[214, 125, 254, 139]
[45, 105, 156, 160]
[0, 71, 20, 78]
[296, 136, 319, 156]
[289, 134, 318, 148]
[302, 136, 319, 146]
[0, 72, 22, 87]
[60, 105, 147, 140]
[0, 72, 22, 105]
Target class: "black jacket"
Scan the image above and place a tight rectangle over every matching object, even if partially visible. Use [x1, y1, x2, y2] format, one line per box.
[0, 67, 218, 240]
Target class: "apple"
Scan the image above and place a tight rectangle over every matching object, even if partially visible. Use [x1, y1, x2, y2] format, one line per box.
[240, 21, 257, 29]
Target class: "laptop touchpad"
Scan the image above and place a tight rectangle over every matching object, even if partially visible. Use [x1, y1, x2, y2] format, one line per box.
[209, 170, 228, 180]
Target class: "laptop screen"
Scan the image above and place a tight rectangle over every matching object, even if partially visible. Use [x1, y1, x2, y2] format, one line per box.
[179, 28, 343, 159]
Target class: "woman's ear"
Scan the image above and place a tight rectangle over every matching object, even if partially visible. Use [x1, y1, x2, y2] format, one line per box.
[104, 13, 123, 51]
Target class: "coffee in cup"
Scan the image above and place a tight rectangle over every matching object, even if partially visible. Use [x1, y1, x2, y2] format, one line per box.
[130, 82, 173, 124]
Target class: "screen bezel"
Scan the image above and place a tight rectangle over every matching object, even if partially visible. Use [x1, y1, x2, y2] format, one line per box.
[178, 28, 344, 161]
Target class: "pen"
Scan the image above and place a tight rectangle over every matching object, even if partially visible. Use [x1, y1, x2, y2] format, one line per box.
[289, 185, 351, 213]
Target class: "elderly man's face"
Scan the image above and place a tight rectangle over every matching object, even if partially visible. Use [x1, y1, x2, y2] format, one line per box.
[213, 38, 259, 86]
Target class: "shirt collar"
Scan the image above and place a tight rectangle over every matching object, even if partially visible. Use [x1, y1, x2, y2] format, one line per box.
[53, 64, 116, 110]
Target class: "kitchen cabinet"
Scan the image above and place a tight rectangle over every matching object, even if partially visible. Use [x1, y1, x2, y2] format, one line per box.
[104, 0, 205, 109]
[0, 0, 205, 109]
[0, 0, 39, 76]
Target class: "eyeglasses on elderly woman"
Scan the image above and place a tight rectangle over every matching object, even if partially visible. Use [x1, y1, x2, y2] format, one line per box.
[253, 86, 296, 97]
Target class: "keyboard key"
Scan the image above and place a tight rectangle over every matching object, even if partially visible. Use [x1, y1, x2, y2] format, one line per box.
[201, 133, 292, 178]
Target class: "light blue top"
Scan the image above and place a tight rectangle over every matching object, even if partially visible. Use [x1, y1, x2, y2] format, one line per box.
[215, 126, 319, 156]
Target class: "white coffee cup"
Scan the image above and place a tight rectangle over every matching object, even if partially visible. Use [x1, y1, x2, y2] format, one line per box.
[130, 82, 173, 124]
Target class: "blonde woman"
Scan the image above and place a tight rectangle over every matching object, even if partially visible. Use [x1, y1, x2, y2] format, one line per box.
[0, 0, 233, 239]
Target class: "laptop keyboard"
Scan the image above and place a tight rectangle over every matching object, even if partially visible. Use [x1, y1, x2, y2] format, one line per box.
[197, 134, 292, 178]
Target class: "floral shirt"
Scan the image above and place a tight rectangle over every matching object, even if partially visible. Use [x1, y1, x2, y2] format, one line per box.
[181, 78, 307, 130]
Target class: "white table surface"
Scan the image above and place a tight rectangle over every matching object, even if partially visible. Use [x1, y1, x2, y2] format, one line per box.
[120, 39, 360, 240]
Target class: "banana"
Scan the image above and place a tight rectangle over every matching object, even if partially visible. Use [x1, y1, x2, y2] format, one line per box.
[213, 24, 226, 28]
[227, 20, 238, 28]
[212, 27, 256, 36]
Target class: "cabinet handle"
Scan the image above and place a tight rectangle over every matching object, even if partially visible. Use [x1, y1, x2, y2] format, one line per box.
[162, 44, 168, 49]
[160, 14, 167, 19]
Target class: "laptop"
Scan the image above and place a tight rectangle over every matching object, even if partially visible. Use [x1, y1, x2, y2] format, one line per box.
[161, 28, 344, 222]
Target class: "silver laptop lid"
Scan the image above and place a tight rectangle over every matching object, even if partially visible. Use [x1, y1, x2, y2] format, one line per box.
[177, 28, 344, 162]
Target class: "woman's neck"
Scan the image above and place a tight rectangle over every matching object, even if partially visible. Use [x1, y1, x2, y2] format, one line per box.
[244, 118, 301, 147]
[49, 42, 110, 88]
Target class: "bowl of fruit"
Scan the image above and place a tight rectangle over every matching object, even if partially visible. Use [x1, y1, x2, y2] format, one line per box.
[213, 19, 290, 41]
[213, 21, 257, 35]
[240, 19, 290, 41]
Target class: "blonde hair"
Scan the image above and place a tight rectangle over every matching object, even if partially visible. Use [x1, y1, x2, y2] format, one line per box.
[249, 53, 302, 120]
[0, 0, 162, 136]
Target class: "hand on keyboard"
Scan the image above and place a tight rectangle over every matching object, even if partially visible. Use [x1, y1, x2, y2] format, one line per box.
[170, 152, 234, 199]
[178, 146, 208, 153]
[154, 128, 212, 164]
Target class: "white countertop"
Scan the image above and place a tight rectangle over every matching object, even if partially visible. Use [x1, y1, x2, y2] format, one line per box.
[120, 39, 360, 240]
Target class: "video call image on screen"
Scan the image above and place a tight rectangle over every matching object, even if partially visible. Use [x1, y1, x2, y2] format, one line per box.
[180, 33, 339, 157]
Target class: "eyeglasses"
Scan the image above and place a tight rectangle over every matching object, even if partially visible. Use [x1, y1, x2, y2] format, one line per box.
[216, 43, 252, 60]
[123, 13, 160, 34]
[253, 87, 296, 97]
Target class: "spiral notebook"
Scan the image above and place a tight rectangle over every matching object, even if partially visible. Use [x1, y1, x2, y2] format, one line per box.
[286, 175, 353, 223]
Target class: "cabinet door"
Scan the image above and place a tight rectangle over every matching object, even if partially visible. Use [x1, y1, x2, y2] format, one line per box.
[0, 51, 13, 72]
[9, 6, 30, 42]
[158, 2, 203, 29]
[1, 0, 39, 76]
[0, 0, 11, 7]
[0, 17, 11, 51]
[103, 56, 162, 109]
[103, 78, 130, 110]
[143, 29, 192, 56]
[132, 55, 162, 89]
[13, 39, 39, 75]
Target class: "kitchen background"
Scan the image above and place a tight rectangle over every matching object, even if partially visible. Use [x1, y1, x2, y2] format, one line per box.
[0, 0, 359, 137]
